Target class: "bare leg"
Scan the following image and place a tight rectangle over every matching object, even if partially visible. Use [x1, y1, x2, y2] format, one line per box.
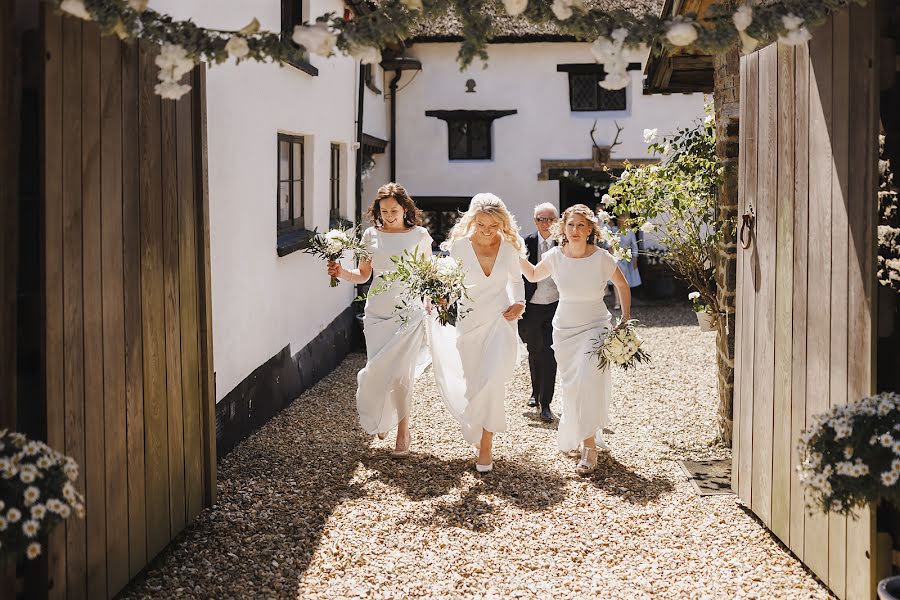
[394, 416, 410, 454]
[477, 430, 493, 467]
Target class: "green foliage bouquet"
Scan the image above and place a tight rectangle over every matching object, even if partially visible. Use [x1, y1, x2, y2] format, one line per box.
[605, 106, 725, 321]
[376, 249, 470, 327]
[797, 392, 900, 515]
[303, 226, 371, 287]
[1, 430, 85, 561]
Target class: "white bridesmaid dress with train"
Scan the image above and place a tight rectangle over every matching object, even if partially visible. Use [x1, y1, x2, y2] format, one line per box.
[540, 247, 620, 451]
[356, 226, 432, 435]
[429, 238, 525, 446]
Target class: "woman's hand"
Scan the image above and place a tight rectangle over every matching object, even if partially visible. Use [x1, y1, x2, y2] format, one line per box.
[502, 303, 526, 321]
[326, 260, 343, 280]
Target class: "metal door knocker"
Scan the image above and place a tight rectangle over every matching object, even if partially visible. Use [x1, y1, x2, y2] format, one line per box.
[739, 204, 755, 250]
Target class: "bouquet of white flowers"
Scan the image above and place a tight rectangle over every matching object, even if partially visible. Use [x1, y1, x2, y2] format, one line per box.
[797, 392, 900, 515]
[303, 226, 371, 287]
[0, 430, 85, 561]
[375, 249, 469, 326]
[589, 319, 651, 371]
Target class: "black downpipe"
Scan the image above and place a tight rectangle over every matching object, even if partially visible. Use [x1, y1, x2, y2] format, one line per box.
[389, 69, 402, 182]
[355, 64, 365, 225]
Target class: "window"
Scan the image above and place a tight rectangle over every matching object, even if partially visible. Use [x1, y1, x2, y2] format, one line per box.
[425, 110, 517, 162]
[281, 0, 318, 76]
[277, 133, 305, 231]
[556, 63, 641, 112]
[330, 143, 341, 223]
[414, 197, 472, 250]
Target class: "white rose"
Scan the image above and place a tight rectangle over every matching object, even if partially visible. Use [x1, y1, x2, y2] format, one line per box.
[502, 0, 528, 16]
[599, 68, 630, 91]
[639, 222, 655, 233]
[688, 291, 700, 301]
[225, 36, 250, 60]
[350, 44, 382, 66]
[154, 81, 192, 100]
[732, 6, 752, 32]
[400, 0, 424, 10]
[292, 23, 337, 57]
[643, 128, 658, 144]
[779, 27, 811, 47]
[551, 0, 583, 20]
[155, 44, 195, 82]
[666, 20, 698, 47]
[60, 0, 91, 20]
[324, 230, 348, 242]
[601, 194, 614, 206]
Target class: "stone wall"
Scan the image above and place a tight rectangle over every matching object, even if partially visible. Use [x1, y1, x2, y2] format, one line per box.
[712, 45, 740, 445]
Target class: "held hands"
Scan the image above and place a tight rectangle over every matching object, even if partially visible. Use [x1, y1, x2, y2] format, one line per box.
[502, 303, 526, 321]
[326, 260, 343, 280]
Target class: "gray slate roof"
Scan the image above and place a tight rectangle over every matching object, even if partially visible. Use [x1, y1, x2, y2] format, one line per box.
[409, 1, 665, 42]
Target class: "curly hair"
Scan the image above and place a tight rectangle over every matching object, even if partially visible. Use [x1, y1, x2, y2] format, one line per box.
[553, 204, 604, 247]
[442, 193, 526, 256]
[364, 182, 423, 228]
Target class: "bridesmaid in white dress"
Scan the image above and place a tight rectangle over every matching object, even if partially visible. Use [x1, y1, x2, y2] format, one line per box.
[432, 193, 525, 472]
[327, 183, 432, 457]
[519, 204, 632, 475]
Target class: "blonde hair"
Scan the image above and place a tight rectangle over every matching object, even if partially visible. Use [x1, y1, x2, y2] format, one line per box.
[443, 193, 526, 256]
[553, 204, 604, 247]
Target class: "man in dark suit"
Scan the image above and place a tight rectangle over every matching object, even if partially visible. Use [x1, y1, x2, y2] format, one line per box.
[518, 203, 559, 423]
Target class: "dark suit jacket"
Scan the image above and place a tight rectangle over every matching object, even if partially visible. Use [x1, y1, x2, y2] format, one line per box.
[523, 232, 539, 302]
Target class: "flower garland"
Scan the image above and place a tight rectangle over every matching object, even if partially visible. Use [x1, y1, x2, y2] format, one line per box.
[52, 0, 867, 99]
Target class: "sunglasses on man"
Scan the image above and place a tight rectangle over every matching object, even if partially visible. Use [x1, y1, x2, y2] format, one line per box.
[534, 217, 554, 223]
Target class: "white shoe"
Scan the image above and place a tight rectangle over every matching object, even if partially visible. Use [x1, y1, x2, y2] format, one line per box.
[475, 462, 493, 473]
[576, 447, 599, 476]
[595, 432, 609, 451]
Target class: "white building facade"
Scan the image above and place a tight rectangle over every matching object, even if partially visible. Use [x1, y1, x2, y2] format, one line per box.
[373, 40, 705, 243]
[152, 0, 366, 452]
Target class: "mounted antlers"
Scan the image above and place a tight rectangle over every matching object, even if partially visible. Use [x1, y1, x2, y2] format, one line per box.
[590, 120, 624, 152]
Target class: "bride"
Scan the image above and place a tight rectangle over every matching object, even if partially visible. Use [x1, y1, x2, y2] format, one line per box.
[431, 193, 526, 472]
[327, 183, 432, 457]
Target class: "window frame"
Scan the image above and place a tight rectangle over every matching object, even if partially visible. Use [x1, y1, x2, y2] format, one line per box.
[277, 133, 305, 233]
[424, 109, 517, 163]
[556, 63, 641, 113]
[329, 143, 342, 223]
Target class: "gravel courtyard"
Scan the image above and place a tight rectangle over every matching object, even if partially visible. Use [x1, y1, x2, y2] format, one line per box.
[121, 304, 832, 599]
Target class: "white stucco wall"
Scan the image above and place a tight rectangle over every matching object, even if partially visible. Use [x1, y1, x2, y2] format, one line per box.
[387, 42, 707, 229]
[361, 63, 390, 208]
[151, 0, 361, 402]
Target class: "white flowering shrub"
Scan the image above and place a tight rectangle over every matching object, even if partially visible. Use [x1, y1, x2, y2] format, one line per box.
[797, 392, 900, 515]
[590, 319, 651, 371]
[0, 430, 85, 561]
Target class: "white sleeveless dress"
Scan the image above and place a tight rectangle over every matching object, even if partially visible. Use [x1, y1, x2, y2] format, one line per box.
[540, 247, 620, 451]
[356, 226, 433, 435]
[429, 238, 525, 446]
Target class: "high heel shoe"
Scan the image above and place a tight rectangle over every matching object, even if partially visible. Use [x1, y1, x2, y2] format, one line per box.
[576, 447, 599, 476]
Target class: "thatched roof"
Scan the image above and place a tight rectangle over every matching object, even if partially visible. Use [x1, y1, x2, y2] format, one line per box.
[409, 1, 665, 42]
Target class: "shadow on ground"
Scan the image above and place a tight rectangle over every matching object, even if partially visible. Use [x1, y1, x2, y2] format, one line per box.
[583, 452, 675, 504]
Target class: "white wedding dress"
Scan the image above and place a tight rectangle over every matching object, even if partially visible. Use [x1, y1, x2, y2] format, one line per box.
[539, 247, 620, 451]
[429, 238, 525, 446]
[356, 226, 433, 435]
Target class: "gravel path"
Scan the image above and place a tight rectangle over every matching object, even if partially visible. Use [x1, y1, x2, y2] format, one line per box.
[121, 304, 833, 599]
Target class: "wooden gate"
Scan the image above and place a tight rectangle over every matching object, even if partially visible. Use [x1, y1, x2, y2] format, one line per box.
[732, 4, 879, 599]
[40, 10, 216, 599]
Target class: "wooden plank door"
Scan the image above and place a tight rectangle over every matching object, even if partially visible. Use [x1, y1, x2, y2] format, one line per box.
[731, 4, 879, 599]
[41, 9, 216, 599]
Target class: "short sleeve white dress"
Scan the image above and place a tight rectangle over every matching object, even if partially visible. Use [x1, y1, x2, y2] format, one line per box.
[429, 238, 525, 446]
[541, 246, 620, 451]
[356, 226, 433, 435]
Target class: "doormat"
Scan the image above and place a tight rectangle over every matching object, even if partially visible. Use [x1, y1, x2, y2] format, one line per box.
[678, 460, 734, 496]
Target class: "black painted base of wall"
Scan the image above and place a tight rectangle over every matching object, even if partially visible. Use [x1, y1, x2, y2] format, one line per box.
[215, 305, 358, 458]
